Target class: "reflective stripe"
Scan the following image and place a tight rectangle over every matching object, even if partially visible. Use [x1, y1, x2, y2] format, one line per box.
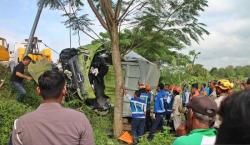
[131, 112, 145, 114]
[140, 94, 148, 104]
[14, 119, 23, 145]
[130, 100, 145, 106]
[156, 110, 165, 113]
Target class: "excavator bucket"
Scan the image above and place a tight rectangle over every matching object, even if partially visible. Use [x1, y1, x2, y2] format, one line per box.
[28, 58, 52, 83]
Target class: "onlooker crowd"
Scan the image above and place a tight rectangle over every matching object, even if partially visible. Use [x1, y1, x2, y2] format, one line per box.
[126, 77, 250, 145]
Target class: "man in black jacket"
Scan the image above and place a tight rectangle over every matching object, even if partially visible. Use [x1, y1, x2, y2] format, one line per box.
[10, 56, 33, 101]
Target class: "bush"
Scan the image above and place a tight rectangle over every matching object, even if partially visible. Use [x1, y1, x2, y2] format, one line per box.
[0, 99, 33, 144]
[0, 67, 39, 144]
[22, 81, 42, 108]
[138, 127, 175, 145]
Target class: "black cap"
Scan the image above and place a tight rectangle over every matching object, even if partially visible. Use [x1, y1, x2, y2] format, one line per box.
[187, 96, 218, 117]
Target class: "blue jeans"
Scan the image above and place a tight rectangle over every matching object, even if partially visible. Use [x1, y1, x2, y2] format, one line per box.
[11, 81, 26, 101]
[131, 118, 145, 143]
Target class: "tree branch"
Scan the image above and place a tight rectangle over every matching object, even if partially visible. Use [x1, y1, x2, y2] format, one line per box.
[100, 1, 112, 30]
[100, 0, 116, 29]
[156, 1, 187, 34]
[115, 0, 122, 20]
[119, 1, 148, 24]
[57, 0, 100, 41]
[87, 0, 108, 30]
[118, 0, 136, 23]
[70, 6, 102, 40]
[126, 2, 189, 51]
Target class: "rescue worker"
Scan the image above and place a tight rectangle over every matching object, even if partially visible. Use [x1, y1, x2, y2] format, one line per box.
[137, 83, 152, 132]
[164, 85, 174, 127]
[144, 84, 153, 131]
[126, 90, 146, 144]
[148, 83, 166, 140]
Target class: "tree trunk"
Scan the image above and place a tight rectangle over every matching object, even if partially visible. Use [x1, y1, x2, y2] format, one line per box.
[110, 25, 124, 138]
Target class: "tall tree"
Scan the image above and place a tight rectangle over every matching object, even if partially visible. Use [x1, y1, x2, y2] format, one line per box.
[41, 0, 209, 137]
[189, 50, 201, 64]
[41, 0, 134, 137]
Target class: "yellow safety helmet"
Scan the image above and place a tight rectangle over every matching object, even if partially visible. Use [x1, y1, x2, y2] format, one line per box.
[216, 79, 234, 90]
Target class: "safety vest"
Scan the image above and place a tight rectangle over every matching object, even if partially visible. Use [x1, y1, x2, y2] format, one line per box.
[130, 98, 146, 118]
[140, 92, 151, 110]
[154, 90, 166, 113]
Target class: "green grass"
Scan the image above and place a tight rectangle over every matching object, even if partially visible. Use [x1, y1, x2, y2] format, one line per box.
[104, 65, 116, 104]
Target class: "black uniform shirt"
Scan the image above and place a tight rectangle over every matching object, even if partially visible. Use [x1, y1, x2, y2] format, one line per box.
[11, 62, 25, 83]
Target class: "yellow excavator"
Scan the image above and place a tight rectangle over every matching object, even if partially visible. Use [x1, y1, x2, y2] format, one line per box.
[0, 37, 10, 61]
[16, 37, 52, 62]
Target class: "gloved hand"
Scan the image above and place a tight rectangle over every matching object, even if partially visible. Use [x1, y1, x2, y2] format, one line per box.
[152, 113, 155, 119]
[94, 68, 99, 76]
[170, 113, 174, 119]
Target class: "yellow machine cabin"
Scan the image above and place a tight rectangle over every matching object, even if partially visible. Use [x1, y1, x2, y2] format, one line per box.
[0, 37, 10, 61]
[16, 37, 52, 62]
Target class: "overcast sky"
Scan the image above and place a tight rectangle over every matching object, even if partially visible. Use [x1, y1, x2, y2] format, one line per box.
[183, 0, 250, 69]
[0, 0, 249, 69]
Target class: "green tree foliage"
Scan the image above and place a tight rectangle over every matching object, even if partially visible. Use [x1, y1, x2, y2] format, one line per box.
[209, 65, 250, 80]
[91, 0, 209, 63]
[129, 0, 209, 64]
[160, 63, 209, 86]
[135, 0, 209, 45]
[92, 29, 192, 64]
